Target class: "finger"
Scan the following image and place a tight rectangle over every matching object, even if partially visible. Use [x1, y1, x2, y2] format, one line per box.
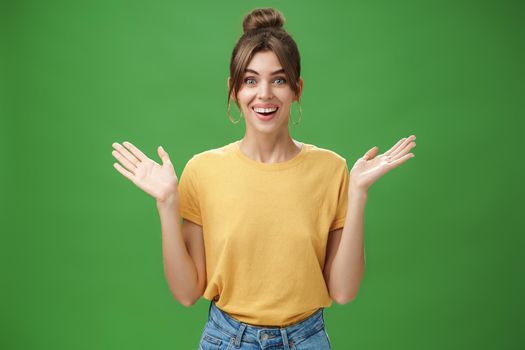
[386, 152, 414, 170]
[157, 146, 172, 166]
[112, 142, 141, 166]
[123, 141, 148, 162]
[112, 149, 137, 174]
[113, 162, 135, 182]
[363, 146, 379, 160]
[389, 135, 416, 158]
[390, 141, 416, 161]
[383, 138, 406, 156]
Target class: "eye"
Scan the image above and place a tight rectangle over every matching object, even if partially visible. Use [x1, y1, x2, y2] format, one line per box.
[242, 77, 287, 86]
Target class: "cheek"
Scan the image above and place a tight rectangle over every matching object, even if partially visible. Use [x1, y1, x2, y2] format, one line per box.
[275, 90, 295, 103]
[237, 89, 254, 100]
[237, 93, 255, 111]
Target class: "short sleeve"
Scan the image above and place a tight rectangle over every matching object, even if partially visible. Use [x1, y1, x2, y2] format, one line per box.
[177, 157, 203, 226]
[329, 160, 349, 232]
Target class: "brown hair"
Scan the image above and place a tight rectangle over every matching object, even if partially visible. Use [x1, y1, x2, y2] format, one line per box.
[227, 8, 301, 111]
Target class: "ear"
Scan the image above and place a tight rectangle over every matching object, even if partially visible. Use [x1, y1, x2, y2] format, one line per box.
[294, 77, 304, 102]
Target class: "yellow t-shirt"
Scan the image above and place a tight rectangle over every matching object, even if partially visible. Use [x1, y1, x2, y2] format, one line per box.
[178, 140, 349, 327]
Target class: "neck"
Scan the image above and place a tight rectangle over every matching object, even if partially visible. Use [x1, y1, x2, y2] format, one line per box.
[239, 132, 302, 164]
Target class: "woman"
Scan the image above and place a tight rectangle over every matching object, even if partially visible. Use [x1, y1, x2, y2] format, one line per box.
[111, 7, 416, 350]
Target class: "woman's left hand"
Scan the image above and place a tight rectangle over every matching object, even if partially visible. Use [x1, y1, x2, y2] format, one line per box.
[349, 135, 416, 193]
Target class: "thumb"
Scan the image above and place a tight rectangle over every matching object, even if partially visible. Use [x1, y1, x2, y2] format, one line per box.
[157, 145, 172, 166]
[363, 146, 379, 160]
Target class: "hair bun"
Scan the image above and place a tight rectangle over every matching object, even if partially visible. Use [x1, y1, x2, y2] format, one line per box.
[242, 8, 285, 33]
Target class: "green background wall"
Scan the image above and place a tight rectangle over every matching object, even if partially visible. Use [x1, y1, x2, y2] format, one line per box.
[1, 0, 522, 349]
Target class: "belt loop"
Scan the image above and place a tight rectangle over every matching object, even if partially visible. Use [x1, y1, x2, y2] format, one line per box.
[234, 323, 247, 348]
[280, 328, 290, 350]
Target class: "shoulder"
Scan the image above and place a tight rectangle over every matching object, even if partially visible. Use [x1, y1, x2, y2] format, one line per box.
[184, 142, 236, 169]
[305, 143, 348, 170]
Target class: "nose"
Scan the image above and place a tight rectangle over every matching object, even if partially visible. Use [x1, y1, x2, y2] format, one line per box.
[257, 81, 273, 100]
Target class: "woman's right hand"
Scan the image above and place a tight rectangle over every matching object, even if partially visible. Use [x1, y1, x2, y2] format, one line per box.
[112, 141, 179, 203]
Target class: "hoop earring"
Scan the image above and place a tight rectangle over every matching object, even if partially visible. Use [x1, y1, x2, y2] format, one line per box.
[290, 101, 303, 125]
[227, 101, 243, 124]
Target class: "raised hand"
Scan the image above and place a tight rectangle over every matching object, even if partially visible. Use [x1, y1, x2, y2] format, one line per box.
[349, 135, 416, 193]
[111, 141, 179, 203]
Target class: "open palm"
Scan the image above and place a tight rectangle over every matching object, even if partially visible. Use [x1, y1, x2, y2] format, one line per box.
[349, 135, 416, 192]
[111, 141, 178, 202]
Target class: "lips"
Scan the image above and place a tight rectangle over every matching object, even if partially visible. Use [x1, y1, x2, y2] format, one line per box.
[252, 104, 279, 109]
[252, 106, 279, 121]
[252, 106, 279, 113]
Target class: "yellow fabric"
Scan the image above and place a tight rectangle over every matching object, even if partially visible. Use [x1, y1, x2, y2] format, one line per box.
[178, 140, 349, 327]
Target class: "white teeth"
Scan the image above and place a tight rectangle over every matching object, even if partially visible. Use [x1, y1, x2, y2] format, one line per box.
[253, 107, 278, 113]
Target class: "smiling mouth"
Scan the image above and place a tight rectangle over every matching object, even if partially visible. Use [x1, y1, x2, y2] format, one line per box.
[252, 107, 279, 117]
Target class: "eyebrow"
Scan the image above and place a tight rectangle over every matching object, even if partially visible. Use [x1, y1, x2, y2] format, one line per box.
[244, 68, 285, 75]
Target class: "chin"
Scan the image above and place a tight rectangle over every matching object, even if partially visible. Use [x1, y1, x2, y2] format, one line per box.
[249, 118, 288, 134]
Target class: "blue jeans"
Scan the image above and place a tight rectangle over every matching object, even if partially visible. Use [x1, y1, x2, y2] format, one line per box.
[198, 300, 332, 349]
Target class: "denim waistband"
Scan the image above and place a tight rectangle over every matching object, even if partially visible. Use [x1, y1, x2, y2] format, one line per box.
[207, 300, 325, 347]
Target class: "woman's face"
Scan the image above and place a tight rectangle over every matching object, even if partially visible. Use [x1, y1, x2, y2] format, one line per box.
[229, 50, 303, 134]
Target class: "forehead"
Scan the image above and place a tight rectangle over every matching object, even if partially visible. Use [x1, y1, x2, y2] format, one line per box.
[245, 51, 283, 74]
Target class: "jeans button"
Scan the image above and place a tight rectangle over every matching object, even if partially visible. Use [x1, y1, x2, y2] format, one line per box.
[261, 333, 269, 340]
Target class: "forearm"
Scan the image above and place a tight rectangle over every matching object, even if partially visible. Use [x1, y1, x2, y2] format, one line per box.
[156, 197, 199, 306]
[329, 186, 367, 303]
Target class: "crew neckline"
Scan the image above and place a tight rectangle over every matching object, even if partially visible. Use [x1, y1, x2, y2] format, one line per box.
[233, 139, 309, 171]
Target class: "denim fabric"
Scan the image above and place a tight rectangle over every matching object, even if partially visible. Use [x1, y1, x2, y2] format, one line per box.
[198, 300, 332, 350]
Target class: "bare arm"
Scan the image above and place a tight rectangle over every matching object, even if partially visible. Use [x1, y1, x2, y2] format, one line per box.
[324, 135, 416, 304]
[323, 188, 367, 304]
[111, 141, 205, 307]
[157, 195, 205, 307]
